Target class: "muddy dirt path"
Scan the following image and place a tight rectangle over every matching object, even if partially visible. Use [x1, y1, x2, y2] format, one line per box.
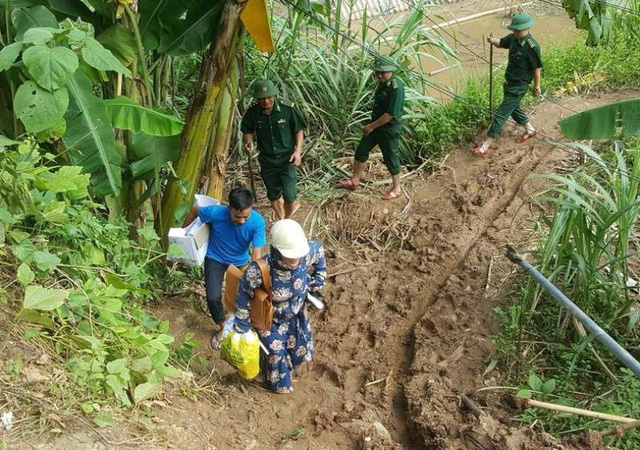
[83, 91, 635, 450]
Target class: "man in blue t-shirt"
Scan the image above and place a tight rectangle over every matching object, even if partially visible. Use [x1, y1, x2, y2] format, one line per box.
[182, 188, 266, 349]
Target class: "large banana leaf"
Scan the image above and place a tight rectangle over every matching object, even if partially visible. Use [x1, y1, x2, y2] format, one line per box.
[129, 132, 181, 181]
[11, 5, 57, 41]
[63, 72, 121, 196]
[104, 96, 183, 137]
[559, 98, 640, 140]
[139, 0, 224, 56]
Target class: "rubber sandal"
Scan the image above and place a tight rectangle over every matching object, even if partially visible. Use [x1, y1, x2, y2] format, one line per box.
[516, 131, 537, 143]
[472, 145, 488, 158]
[209, 331, 223, 351]
[338, 179, 358, 190]
[381, 190, 402, 200]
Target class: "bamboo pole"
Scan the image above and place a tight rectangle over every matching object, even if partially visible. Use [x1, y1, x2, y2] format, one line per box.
[600, 420, 640, 437]
[526, 399, 637, 424]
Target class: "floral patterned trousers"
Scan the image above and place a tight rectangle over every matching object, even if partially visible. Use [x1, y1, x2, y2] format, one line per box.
[259, 307, 314, 394]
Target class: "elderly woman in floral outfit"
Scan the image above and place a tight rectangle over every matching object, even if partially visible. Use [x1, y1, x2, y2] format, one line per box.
[233, 219, 327, 394]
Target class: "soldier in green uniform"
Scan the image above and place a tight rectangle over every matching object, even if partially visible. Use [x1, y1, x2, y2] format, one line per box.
[473, 12, 542, 157]
[241, 79, 306, 219]
[339, 56, 405, 200]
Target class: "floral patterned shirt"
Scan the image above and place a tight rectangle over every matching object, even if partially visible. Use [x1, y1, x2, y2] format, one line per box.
[234, 241, 327, 333]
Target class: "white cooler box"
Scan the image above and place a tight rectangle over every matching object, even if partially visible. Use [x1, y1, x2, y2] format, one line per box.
[167, 195, 219, 266]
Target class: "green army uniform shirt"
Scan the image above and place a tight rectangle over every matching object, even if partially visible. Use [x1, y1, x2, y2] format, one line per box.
[499, 33, 543, 85]
[241, 99, 306, 160]
[372, 75, 405, 130]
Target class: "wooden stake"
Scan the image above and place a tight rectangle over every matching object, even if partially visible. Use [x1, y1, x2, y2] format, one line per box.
[526, 399, 637, 424]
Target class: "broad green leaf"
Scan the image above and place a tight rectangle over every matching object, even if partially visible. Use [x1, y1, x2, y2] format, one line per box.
[0, 43, 24, 72]
[23, 45, 79, 91]
[516, 389, 533, 399]
[164, 365, 181, 378]
[0, 1, 46, 8]
[129, 356, 153, 374]
[48, 0, 93, 18]
[24, 328, 39, 339]
[67, 29, 87, 49]
[139, 0, 186, 50]
[167, 243, 187, 258]
[23, 285, 68, 311]
[0, 135, 21, 148]
[541, 379, 556, 395]
[84, 0, 112, 18]
[97, 23, 137, 68]
[64, 72, 121, 196]
[150, 349, 169, 368]
[133, 381, 161, 403]
[35, 165, 89, 198]
[81, 403, 94, 414]
[15, 308, 55, 329]
[32, 250, 61, 272]
[17, 263, 35, 285]
[14, 81, 69, 133]
[129, 133, 181, 181]
[11, 239, 36, 262]
[528, 374, 543, 391]
[81, 37, 132, 77]
[137, 0, 238, 56]
[104, 97, 183, 136]
[559, 99, 640, 140]
[93, 412, 115, 428]
[156, 334, 174, 345]
[22, 27, 53, 44]
[106, 358, 127, 374]
[102, 272, 150, 295]
[11, 6, 58, 41]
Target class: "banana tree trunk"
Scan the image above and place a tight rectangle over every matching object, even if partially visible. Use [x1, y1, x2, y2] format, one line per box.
[158, 0, 245, 241]
[204, 51, 241, 200]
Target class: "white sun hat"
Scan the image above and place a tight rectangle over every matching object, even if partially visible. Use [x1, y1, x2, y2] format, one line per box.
[270, 219, 310, 259]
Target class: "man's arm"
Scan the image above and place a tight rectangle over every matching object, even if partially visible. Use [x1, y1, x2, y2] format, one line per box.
[182, 205, 199, 227]
[243, 132, 255, 154]
[364, 113, 393, 136]
[533, 68, 542, 96]
[290, 130, 304, 166]
[251, 246, 263, 262]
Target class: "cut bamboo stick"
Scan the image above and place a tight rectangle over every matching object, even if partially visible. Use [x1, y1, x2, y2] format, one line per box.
[600, 419, 640, 437]
[526, 399, 637, 424]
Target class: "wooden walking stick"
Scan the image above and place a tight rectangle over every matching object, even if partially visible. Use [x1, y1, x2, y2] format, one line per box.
[488, 34, 494, 121]
[246, 151, 258, 202]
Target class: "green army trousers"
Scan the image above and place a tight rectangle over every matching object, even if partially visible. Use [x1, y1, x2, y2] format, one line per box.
[354, 127, 402, 176]
[259, 155, 297, 203]
[488, 84, 529, 138]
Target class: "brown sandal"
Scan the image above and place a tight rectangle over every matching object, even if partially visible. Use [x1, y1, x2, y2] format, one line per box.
[338, 179, 359, 190]
[516, 131, 537, 143]
[472, 145, 489, 158]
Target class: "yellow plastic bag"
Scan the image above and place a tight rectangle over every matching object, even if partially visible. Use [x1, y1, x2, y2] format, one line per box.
[220, 330, 260, 379]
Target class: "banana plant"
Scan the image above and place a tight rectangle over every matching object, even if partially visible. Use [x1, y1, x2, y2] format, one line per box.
[562, 0, 615, 46]
[559, 98, 640, 140]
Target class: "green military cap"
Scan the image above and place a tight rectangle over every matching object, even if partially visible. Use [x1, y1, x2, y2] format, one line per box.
[371, 55, 397, 73]
[252, 78, 278, 98]
[507, 12, 535, 31]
